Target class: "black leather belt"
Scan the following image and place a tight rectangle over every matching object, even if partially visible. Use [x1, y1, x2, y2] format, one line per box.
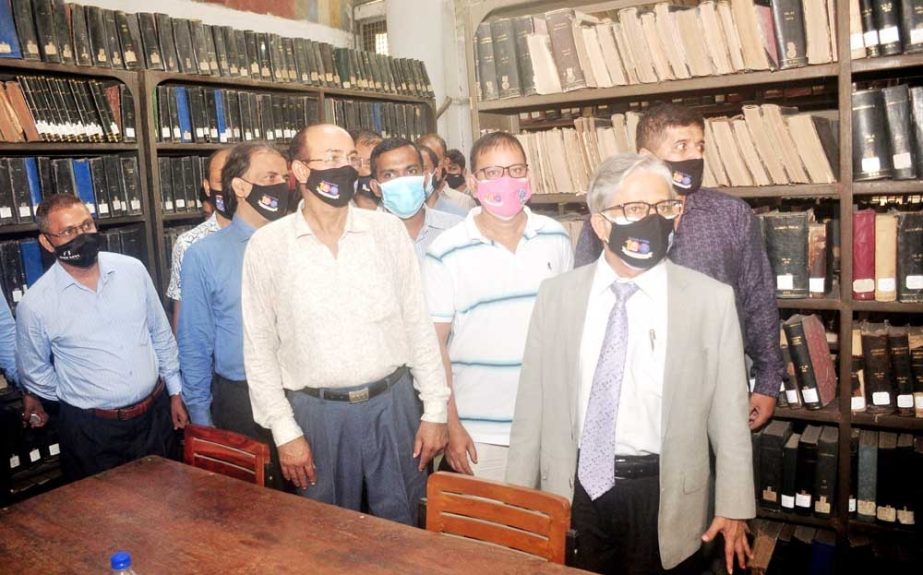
[613, 454, 660, 479]
[299, 366, 408, 404]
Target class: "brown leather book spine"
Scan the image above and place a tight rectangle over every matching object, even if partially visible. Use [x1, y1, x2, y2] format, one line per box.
[851, 328, 867, 413]
[852, 209, 876, 300]
[3, 81, 40, 142]
[808, 222, 828, 298]
[861, 324, 896, 413]
[802, 315, 837, 407]
[780, 324, 802, 408]
[911, 329, 923, 418]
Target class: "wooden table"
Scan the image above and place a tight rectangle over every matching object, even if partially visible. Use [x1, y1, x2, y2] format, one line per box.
[0, 456, 585, 574]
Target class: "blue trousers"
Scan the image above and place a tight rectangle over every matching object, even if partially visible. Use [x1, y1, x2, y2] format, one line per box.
[286, 373, 425, 525]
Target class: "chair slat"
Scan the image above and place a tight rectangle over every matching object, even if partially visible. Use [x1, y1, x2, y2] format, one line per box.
[434, 491, 552, 535]
[183, 425, 270, 487]
[437, 514, 553, 561]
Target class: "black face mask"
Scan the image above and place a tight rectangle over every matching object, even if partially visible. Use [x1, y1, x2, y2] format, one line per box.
[664, 158, 704, 195]
[243, 180, 291, 221]
[305, 165, 358, 208]
[211, 189, 233, 219]
[446, 173, 466, 190]
[605, 214, 674, 270]
[50, 231, 101, 268]
[355, 175, 380, 204]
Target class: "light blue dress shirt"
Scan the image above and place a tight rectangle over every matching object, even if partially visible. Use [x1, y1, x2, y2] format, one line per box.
[0, 297, 17, 385]
[15, 252, 182, 408]
[177, 218, 255, 426]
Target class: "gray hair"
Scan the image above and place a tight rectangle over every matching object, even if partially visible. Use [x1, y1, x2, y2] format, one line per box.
[586, 153, 676, 213]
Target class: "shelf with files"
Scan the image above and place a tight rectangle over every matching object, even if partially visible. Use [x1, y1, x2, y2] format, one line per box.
[155, 143, 231, 152]
[850, 301, 923, 313]
[163, 212, 205, 224]
[852, 180, 923, 196]
[772, 403, 841, 424]
[849, 412, 923, 432]
[0, 60, 156, 283]
[846, 519, 920, 537]
[850, 52, 923, 75]
[756, 508, 836, 531]
[777, 298, 844, 311]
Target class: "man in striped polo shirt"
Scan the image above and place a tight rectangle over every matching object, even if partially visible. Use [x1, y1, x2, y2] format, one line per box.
[423, 132, 573, 480]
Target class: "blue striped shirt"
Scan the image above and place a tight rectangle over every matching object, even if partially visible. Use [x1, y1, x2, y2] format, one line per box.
[16, 252, 182, 409]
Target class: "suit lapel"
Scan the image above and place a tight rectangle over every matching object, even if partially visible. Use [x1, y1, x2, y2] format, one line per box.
[565, 265, 596, 435]
[661, 261, 691, 438]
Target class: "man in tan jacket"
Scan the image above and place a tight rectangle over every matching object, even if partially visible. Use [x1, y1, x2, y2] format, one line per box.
[506, 153, 754, 574]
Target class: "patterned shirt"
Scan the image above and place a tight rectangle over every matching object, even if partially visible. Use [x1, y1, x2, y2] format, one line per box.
[414, 207, 463, 263]
[574, 188, 783, 397]
[166, 214, 221, 300]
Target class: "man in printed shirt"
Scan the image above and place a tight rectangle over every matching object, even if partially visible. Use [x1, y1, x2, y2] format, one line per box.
[575, 104, 782, 430]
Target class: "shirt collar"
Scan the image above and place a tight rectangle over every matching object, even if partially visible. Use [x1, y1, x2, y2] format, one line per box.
[228, 216, 256, 241]
[462, 206, 546, 244]
[592, 253, 669, 302]
[53, 252, 116, 292]
[292, 201, 370, 238]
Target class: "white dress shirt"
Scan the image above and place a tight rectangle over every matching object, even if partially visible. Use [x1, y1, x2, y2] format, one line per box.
[578, 255, 669, 456]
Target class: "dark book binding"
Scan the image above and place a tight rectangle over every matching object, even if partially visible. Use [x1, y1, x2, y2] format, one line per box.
[33, 0, 60, 63]
[172, 19, 197, 75]
[895, 433, 916, 525]
[138, 12, 163, 70]
[881, 85, 917, 180]
[155, 13, 178, 72]
[101, 8, 122, 69]
[901, 0, 923, 54]
[783, 316, 822, 410]
[873, 0, 903, 55]
[475, 21, 500, 101]
[781, 431, 800, 511]
[780, 324, 803, 408]
[762, 211, 810, 298]
[861, 322, 896, 413]
[896, 211, 923, 303]
[545, 9, 586, 92]
[115, 11, 141, 70]
[490, 18, 522, 99]
[85, 6, 110, 68]
[807, 221, 827, 297]
[69, 4, 92, 67]
[759, 420, 791, 509]
[12, 0, 40, 60]
[889, 327, 915, 416]
[849, 429, 860, 516]
[814, 426, 837, 517]
[795, 425, 821, 515]
[857, 429, 878, 522]
[876, 432, 898, 522]
[852, 89, 893, 181]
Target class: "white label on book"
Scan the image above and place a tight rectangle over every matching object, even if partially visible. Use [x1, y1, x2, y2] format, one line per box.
[12, 289, 22, 303]
[165, 201, 174, 211]
[112, 199, 122, 212]
[110, 122, 119, 135]
[851, 396, 867, 411]
[815, 499, 831, 515]
[877, 277, 896, 293]
[907, 275, 923, 289]
[864, 30, 880, 47]
[183, 131, 192, 141]
[173, 127, 181, 139]
[244, 131, 253, 141]
[894, 152, 912, 170]
[161, 127, 171, 139]
[254, 129, 261, 139]
[878, 505, 897, 522]
[897, 509, 915, 525]
[861, 156, 881, 174]
[809, 278, 825, 294]
[28, 448, 40, 463]
[913, 28, 923, 45]
[795, 493, 812, 508]
[9, 455, 19, 469]
[233, 128, 241, 139]
[0, 207, 11, 219]
[98, 203, 109, 215]
[274, 129, 283, 139]
[897, 394, 913, 408]
[130, 200, 141, 212]
[776, 274, 794, 290]
[873, 391, 891, 405]
[785, 389, 799, 403]
[266, 131, 275, 141]
[851, 33, 865, 51]
[849, 497, 857, 513]
[879, 26, 900, 44]
[916, 395, 923, 408]
[175, 199, 186, 209]
[85, 203, 95, 215]
[781, 495, 795, 509]
[49, 443, 60, 456]
[195, 128, 205, 139]
[219, 133, 228, 143]
[126, 128, 135, 139]
[802, 387, 819, 404]
[210, 128, 219, 139]
[853, 278, 875, 293]
[18, 205, 30, 218]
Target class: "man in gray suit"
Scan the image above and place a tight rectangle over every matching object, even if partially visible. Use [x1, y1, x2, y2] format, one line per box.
[506, 153, 754, 574]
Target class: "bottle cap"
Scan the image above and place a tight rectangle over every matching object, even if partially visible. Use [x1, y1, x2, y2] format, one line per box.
[110, 551, 132, 570]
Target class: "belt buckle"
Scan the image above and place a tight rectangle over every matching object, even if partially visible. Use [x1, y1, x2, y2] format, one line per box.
[348, 388, 370, 403]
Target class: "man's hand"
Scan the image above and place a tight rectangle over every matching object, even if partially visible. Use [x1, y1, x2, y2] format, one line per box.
[22, 394, 48, 428]
[702, 517, 752, 574]
[170, 394, 189, 430]
[445, 418, 477, 475]
[278, 436, 316, 490]
[413, 421, 448, 471]
[749, 393, 777, 430]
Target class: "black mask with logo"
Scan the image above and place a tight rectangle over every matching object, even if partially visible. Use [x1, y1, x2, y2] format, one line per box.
[305, 165, 358, 208]
[445, 173, 466, 191]
[243, 180, 291, 221]
[355, 175, 379, 204]
[606, 214, 674, 270]
[211, 188, 233, 219]
[663, 158, 704, 195]
[50, 231, 101, 268]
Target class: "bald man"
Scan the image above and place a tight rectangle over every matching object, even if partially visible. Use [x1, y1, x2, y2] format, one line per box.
[168, 148, 233, 328]
[241, 124, 450, 525]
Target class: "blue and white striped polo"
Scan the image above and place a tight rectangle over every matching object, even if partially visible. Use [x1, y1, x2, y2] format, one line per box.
[423, 207, 574, 445]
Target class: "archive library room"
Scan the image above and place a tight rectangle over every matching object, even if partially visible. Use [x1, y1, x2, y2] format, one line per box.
[0, 0, 921, 573]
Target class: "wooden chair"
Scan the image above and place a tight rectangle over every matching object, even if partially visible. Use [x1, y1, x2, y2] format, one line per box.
[183, 425, 271, 487]
[424, 471, 572, 564]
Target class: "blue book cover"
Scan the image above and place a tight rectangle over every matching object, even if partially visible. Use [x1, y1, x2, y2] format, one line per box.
[174, 86, 193, 143]
[70, 158, 97, 218]
[0, 0, 23, 59]
[23, 156, 42, 217]
[19, 239, 46, 287]
[214, 89, 228, 143]
[372, 102, 382, 134]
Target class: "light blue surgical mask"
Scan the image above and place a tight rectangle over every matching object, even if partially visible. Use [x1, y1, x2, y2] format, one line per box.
[424, 171, 435, 198]
[380, 175, 426, 219]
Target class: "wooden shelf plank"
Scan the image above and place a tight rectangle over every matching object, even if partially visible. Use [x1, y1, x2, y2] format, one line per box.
[0, 58, 136, 82]
[851, 301, 923, 313]
[156, 143, 230, 152]
[853, 179, 923, 196]
[0, 215, 145, 236]
[851, 53, 923, 74]
[0, 143, 137, 152]
[847, 519, 919, 536]
[724, 184, 840, 199]
[163, 212, 204, 223]
[756, 508, 835, 529]
[777, 298, 842, 311]
[773, 403, 841, 424]
[477, 64, 839, 112]
[850, 411, 923, 431]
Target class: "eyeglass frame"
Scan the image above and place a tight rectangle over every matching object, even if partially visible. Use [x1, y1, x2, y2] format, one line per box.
[473, 163, 529, 180]
[601, 199, 684, 223]
[299, 150, 362, 169]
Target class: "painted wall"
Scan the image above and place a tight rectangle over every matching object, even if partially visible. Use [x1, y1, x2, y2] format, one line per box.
[195, 0, 355, 32]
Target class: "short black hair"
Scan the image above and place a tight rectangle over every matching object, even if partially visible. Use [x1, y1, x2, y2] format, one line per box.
[469, 131, 526, 173]
[221, 141, 281, 214]
[349, 129, 383, 147]
[418, 144, 439, 170]
[636, 103, 705, 152]
[446, 148, 466, 170]
[35, 193, 85, 233]
[370, 137, 421, 179]
[416, 133, 447, 157]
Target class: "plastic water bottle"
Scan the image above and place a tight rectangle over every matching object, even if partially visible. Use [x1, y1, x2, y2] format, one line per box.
[110, 551, 137, 574]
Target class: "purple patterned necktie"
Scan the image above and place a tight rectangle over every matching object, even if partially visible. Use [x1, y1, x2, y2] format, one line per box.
[578, 281, 639, 500]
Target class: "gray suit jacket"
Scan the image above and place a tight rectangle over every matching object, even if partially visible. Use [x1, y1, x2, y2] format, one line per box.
[505, 260, 755, 569]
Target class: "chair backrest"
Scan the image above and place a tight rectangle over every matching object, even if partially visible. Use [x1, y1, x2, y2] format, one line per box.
[425, 471, 572, 564]
[183, 425, 270, 486]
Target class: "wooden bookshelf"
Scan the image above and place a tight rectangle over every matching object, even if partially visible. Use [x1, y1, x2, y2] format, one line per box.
[757, 508, 836, 530]
[776, 298, 843, 311]
[850, 412, 923, 432]
[0, 143, 138, 153]
[773, 403, 841, 424]
[853, 180, 923, 196]
[851, 52, 923, 74]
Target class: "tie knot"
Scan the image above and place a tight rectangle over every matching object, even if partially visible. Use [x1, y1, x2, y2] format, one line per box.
[610, 281, 639, 302]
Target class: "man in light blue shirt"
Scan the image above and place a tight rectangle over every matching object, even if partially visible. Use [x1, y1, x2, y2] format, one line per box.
[178, 143, 291, 438]
[16, 194, 187, 481]
[0, 297, 17, 387]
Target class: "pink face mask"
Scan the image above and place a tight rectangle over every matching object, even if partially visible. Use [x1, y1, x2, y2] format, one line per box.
[475, 176, 532, 220]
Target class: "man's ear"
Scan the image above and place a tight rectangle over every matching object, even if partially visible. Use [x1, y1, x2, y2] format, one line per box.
[370, 179, 383, 198]
[231, 176, 250, 200]
[291, 159, 310, 184]
[466, 173, 478, 195]
[38, 233, 55, 254]
[202, 180, 211, 197]
[637, 147, 654, 158]
[589, 213, 611, 245]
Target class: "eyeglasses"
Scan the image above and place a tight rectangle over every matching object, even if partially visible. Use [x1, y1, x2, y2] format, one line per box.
[474, 163, 529, 180]
[44, 219, 97, 241]
[602, 200, 684, 223]
[303, 152, 361, 169]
